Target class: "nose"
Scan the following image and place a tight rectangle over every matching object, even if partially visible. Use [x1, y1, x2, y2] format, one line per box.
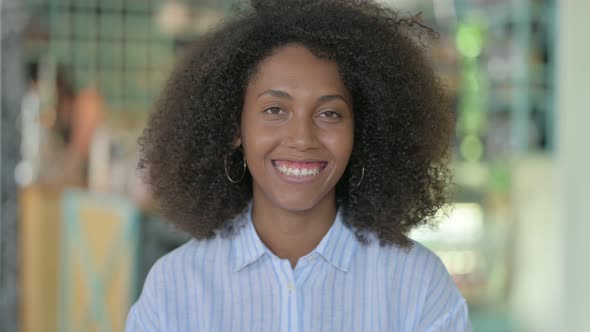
[283, 114, 318, 150]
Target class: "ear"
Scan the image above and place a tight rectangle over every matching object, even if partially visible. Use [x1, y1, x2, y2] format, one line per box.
[233, 136, 241, 148]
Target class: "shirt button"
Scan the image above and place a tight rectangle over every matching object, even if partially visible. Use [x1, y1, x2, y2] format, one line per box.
[287, 283, 294, 292]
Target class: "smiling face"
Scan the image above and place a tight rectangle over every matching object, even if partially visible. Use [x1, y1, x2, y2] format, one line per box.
[239, 44, 354, 213]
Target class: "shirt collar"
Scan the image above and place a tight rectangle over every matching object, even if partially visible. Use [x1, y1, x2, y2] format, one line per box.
[231, 203, 359, 272]
[312, 210, 359, 272]
[230, 203, 267, 272]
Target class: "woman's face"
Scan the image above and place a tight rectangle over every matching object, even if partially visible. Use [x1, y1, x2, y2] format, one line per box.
[239, 44, 354, 213]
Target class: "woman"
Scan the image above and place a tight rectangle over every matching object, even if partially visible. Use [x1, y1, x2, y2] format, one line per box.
[38, 64, 104, 189]
[127, 0, 472, 331]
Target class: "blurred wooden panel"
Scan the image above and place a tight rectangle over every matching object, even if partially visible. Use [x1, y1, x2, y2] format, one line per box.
[19, 185, 61, 332]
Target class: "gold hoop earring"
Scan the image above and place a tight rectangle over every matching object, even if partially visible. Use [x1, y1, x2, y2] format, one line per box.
[355, 165, 365, 187]
[224, 149, 246, 183]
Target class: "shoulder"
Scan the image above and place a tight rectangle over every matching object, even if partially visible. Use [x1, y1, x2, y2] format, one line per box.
[360, 239, 471, 330]
[393, 242, 470, 331]
[149, 235, 229, 279]
[153, 239, 201, 267]
[370, 239, 459, 296]
[398, 240, 462, 297]
[360, 237, 445, 277]
[354, 237, 455, 301]
[125, 238, 215, 331]
[127, 236, 231, 323]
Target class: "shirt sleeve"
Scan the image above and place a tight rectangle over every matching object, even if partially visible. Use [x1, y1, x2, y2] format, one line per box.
[418, 256, 473, 332]
[125, 260, 163, 332]
[425, 299, 472, 332]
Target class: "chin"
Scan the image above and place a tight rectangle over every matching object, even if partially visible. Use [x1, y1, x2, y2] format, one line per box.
[270, 190, 329, 213]
[275, 198, 317, 213]
[251, 176, 337, 213]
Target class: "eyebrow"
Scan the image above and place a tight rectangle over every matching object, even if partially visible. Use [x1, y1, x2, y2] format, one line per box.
[257, 89, 351, 105]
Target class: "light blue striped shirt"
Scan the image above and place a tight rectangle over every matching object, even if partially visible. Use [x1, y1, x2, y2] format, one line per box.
[126, 207, 472, 331]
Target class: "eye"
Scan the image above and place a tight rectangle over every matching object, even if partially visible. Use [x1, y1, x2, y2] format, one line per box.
[317, 110, 342, 119]
[263, 106, 286, 115]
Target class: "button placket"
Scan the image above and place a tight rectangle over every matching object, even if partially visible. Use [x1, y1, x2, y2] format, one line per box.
[280, 260, 295, 291]
[270, 257, 298, 332]
[277, 259, 299, 332]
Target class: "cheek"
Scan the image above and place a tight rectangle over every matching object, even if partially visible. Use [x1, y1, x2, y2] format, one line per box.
[335, 143, 354, 168]
[241, 124, 278, 165]
[321, 127, 354, 164]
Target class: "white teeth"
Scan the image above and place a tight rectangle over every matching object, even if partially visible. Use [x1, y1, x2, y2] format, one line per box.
[276, 165, 321, 177]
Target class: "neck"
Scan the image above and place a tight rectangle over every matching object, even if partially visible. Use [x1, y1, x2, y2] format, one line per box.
[251, 193, 337, 269]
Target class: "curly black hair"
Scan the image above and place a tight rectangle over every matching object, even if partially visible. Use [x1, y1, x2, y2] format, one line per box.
[138, 0, 453, 247]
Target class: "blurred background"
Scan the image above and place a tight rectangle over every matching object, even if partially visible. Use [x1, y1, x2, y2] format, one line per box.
[0, 0, 588, 331]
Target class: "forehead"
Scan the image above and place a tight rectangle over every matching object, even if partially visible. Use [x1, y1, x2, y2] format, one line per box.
[247, 44, 348, 95]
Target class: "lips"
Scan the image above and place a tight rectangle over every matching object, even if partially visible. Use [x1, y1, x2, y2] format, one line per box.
[272, 160, 328, 177]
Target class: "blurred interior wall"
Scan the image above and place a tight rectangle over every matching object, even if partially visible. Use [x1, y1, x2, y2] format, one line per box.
[0, 0, 26, 331]
[556, 0, 590, 331]
[510, 155, 558, 332]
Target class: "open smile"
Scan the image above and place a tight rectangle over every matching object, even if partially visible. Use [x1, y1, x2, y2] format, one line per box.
[271, 160, 328, 179]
